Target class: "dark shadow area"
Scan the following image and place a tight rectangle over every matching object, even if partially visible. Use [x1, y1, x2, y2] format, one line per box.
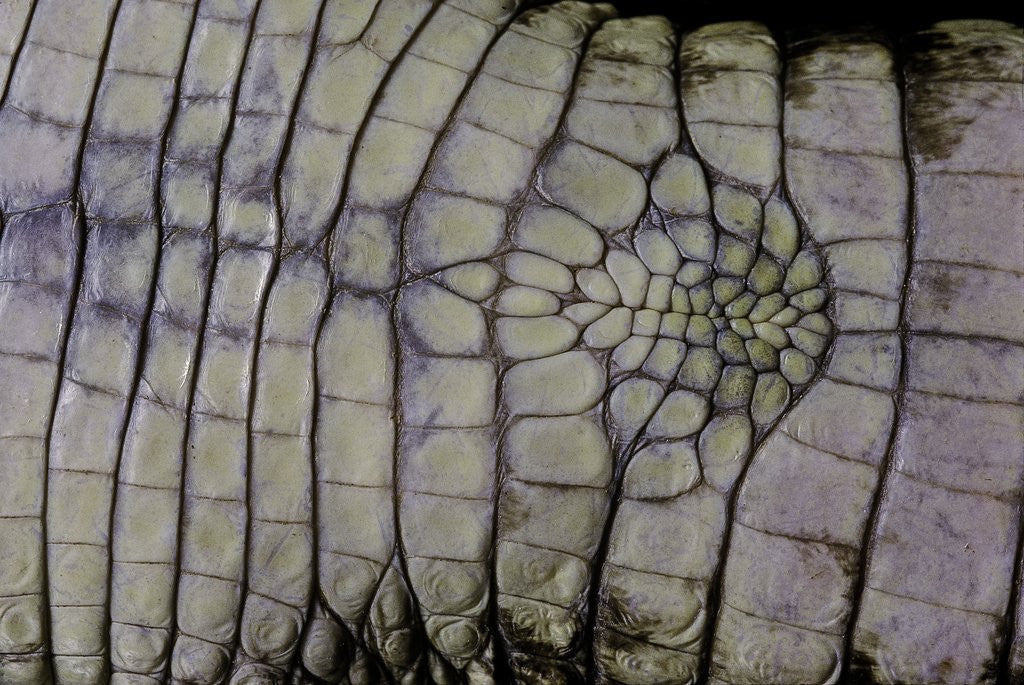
[546, 0, 1020, 39]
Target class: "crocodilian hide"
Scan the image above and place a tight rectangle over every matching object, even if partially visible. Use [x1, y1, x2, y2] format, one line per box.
[0, 2, 1020, 684]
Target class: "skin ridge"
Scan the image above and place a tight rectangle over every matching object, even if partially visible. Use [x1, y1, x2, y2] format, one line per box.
[709, 30, 905, 685]
[998, 530, 1024, 684]
[473, 8, 637, 682]
[492, 12, 621, 683]
[104, 0, 202, 677]
[293, 1, 448, 681]
[579, 28, 681, 680]
[846, 22, 1023, 685]
[325, 0, 440, 677]
[38, 0, 127, 678]
[383, 2, 562, 679]
[230, 0, 331, 678]
[0, 0, 37, 249]
[288, 0, 396, 678]
[837, 30, 914, 684]
[167, 0, 266, 678]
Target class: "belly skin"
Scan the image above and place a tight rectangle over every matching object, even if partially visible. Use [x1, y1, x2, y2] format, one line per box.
[0, 3, 1020, 683]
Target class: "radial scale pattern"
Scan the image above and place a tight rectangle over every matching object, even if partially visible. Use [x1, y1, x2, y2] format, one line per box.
[0, 2, 1021, 684]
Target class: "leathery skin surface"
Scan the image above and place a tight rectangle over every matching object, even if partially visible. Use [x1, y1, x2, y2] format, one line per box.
[0, 2, 1020, 683]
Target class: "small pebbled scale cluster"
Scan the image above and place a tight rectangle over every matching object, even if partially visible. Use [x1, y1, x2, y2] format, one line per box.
[495, 164, 833, 438]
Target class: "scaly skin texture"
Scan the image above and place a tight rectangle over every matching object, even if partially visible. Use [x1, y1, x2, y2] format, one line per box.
[0, 3, 1021, 684]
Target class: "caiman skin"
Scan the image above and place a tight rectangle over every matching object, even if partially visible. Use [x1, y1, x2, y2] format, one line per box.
[0, 1, 1020, 684]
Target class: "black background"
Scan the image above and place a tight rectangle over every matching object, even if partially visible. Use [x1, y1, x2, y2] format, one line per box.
[531, 0, 1022, 43]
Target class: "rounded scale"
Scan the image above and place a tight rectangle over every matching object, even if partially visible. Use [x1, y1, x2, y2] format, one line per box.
[301, 616, 351, 681]
[514, 204, 605, 267]
[584, 306, 634, 349]
[503, 351, 607, 416]
[606, 249, 652, 308]
[698, 413, 754, 492]
[598, 631, 700, 685]
[171, 636, 231, 684]
[427, 615, 484, 660]
[651, 153, 711, 216]
[609, 377, 665, 437]
[613, 335, 658, 372]
[110, 622, 169, 675]
[438, 262, 501, 301]
[496, 315, 579, 360]
[499, 596, 581, 658]
[240, 598, 301, 664]
[646, 389, 710, 439]
[577, 267, 622, 306]
[635, 229, 683, 276]
[228, 662, 284, 685]
[713, 183, 762, 242]
[622, 440, 702, 500]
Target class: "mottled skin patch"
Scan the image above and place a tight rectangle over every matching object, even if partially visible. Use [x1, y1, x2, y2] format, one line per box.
[901, 29, 1018, 164]
[783, 76, 818, 110]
